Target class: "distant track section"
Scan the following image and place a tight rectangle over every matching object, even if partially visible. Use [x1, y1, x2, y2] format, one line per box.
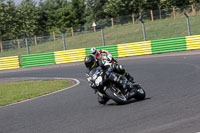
[0, 35, 200, 70]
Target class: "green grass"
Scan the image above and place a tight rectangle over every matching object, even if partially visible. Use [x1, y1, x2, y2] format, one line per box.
[0, 15, 200, 57]
[0, 80, 74, 106]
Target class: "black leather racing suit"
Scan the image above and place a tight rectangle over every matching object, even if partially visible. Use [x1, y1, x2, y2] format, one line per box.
[97, 55, 134, 82]
[111, 62, 134, 82]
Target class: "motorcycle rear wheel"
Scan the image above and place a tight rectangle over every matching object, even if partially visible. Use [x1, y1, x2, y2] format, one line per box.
[134, 87, 146, 101]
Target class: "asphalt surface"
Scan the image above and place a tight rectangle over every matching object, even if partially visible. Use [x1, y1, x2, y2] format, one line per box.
[0, 51, 200, 133]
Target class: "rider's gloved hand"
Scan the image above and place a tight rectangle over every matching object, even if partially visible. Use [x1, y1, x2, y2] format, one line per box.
[90, 82, 96, 88]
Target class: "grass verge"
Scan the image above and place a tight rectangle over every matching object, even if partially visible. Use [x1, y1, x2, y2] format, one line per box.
[0, 79, 74, 106]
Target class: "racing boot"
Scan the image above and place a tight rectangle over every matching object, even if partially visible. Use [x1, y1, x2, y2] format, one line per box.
[119, 77, 134, 92]
[132, 82, 142, 89]
[126, 81, 140, 98]
[126, 82, 135, 91]
[124, 72, 134, 83]
[108, 72, 133, 95]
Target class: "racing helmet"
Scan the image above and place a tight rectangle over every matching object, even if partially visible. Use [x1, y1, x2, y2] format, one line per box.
[91, 47, 98, 55]
[84, 55, 97, 69]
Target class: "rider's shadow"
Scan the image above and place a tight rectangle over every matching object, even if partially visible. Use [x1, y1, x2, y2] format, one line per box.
[105, 97, 151, 106]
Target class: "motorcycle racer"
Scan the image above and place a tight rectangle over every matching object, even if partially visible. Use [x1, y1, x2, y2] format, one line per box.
[84, 55, 135, 105]
[90, 47, 112, 61]
[90, 47, 134, 82]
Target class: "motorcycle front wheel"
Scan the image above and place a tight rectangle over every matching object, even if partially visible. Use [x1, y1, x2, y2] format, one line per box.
[105, 85, 127, 104]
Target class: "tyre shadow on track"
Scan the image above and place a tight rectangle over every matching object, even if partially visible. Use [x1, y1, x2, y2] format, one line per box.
[105, 97, 151, 106]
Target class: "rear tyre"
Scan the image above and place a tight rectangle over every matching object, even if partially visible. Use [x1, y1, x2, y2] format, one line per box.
[134, 87, 146, 101]
[105, 85, 127, 104]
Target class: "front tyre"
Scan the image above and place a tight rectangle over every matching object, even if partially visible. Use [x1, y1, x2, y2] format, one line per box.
[105, 85, 127, 104]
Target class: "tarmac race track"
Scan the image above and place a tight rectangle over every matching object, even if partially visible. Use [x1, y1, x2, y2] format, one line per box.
[1, 51, 200, 133]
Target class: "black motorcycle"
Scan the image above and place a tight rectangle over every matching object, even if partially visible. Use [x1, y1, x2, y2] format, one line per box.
[87, 66, 146, 104]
